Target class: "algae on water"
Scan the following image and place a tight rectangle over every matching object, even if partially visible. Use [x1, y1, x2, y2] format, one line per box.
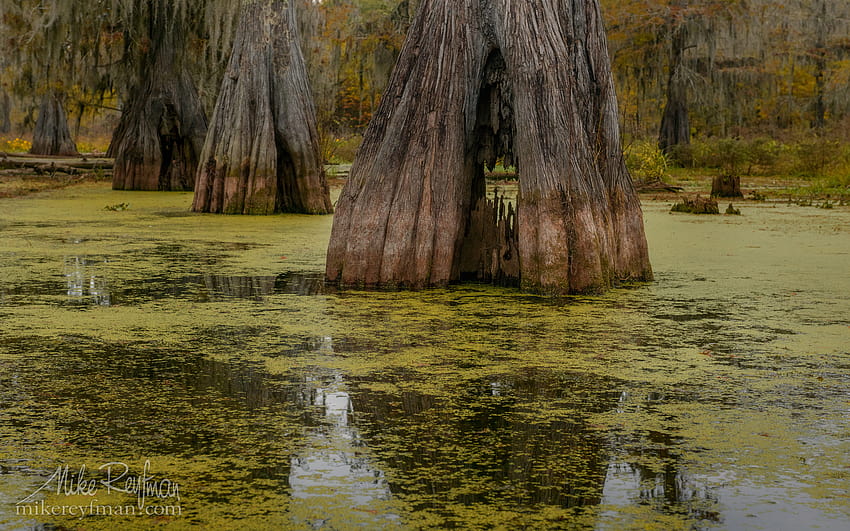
[1, 184, 849, 529]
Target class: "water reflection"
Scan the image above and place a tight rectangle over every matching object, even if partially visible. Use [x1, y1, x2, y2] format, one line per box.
[20, 265, 330, 308]
[347, 371, 610, 520]
[64, 256, 110, 306]
[599, 456, 720, 524]
[289, 340, 399, 529]
[58, 269, 327, 307]
[201, 271, 326, 300]
[2, 196, 850, 528]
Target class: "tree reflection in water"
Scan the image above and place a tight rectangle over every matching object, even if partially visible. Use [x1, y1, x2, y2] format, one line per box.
[64, 256, 110, 306]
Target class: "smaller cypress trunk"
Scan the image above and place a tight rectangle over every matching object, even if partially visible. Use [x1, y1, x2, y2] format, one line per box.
[0, 89, 10, 134]
[108, 2, 207, 191]
[192, 1, 331, 214]
[30, 93, 79, 156]
[811, 0, 827, 130]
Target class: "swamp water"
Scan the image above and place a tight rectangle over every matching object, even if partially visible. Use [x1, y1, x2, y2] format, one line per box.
[0, 184, 849, 530]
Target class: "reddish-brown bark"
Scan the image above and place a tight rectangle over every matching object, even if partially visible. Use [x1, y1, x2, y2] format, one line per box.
[192, 1, 332, 214]
[326, 0, 652, 295]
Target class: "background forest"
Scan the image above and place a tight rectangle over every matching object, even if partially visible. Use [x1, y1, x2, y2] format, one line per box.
[2, 0, 850, 190]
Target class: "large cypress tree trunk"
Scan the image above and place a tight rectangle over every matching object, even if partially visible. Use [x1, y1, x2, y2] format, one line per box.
[108, 2, 207, 191]
[0, 89, 10, 134]
[658, 1, 690, 154]
[326, 0, 652, 295]
[30, 92, 79, 156]
[192, 1, 332, 215]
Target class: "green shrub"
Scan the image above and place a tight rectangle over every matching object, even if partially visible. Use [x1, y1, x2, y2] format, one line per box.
[625, 141, 671, 182]
[745, 138, 782, 172]
[792, 138, 845, 178]
[683, 137, 785, 176]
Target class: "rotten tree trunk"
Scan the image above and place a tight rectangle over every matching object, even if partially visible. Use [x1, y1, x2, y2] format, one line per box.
[30, 93, 79, 156]
[108, 2, 207, 191]
[326, 0, 653, 295]
[711, 175, 742, 198]
[192, 1, 331, 214]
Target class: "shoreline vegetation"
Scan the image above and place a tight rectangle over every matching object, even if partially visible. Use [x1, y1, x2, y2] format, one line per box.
[0, 137, 850, 206]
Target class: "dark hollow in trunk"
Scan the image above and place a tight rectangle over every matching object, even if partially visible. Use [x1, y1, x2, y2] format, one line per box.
[711, 175, 742, 198]
[0, 90, 10, 134]
[108, 2, 207, 191]
[192, 1, 332, 215]
[326, 0, 653, 295]
[30, 93, 79, 156]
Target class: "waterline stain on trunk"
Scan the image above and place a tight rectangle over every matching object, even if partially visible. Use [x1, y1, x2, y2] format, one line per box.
[191, 1, 332, 215]
[108, 1, 208, 192]
[326, 0, 652, 295]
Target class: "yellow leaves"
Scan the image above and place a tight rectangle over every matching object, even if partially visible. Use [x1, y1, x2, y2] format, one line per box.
[1, 136, 31, 152]
[625, 141, 671, 182]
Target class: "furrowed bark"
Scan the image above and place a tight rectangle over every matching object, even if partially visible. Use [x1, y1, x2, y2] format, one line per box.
[192, 1, 331, 215]
[658, 1, 691, 155]
[30, 93, 79, 156]
[326, 0, 652, 295]
[108, 2, 207, 191]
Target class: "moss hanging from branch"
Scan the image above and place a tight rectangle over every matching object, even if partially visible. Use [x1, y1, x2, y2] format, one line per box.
[108, 1, 208, 191]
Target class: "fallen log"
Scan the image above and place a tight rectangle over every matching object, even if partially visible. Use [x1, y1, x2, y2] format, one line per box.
[33, 163, 79, 176]
[636, 178, 684, 193]
[0, 155, 114, 172]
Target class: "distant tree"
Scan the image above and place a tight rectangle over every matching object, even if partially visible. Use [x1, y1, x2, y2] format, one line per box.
[107, 1, 209, 191]
[658, 0, 691, 154]
[604, 0, 850, 140]
[30, 93, 78, 155]
[298, 0, 409, 147]
[0, 0, 245, 182]
[0, 88, 10, 134]
[0, 1, 89, 154]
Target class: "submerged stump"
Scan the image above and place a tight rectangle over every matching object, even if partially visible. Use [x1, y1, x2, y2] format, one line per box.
[671, 195, 719, 214]
[326, 0, 652, 295]
[192, 1, 332, 215]
[711, 174, 743, 198]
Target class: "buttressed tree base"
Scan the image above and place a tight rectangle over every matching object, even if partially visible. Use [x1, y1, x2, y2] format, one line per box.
[192, 1, 332, 215]
[326, 0, 653, 295]
[108, 1, 208, 192]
